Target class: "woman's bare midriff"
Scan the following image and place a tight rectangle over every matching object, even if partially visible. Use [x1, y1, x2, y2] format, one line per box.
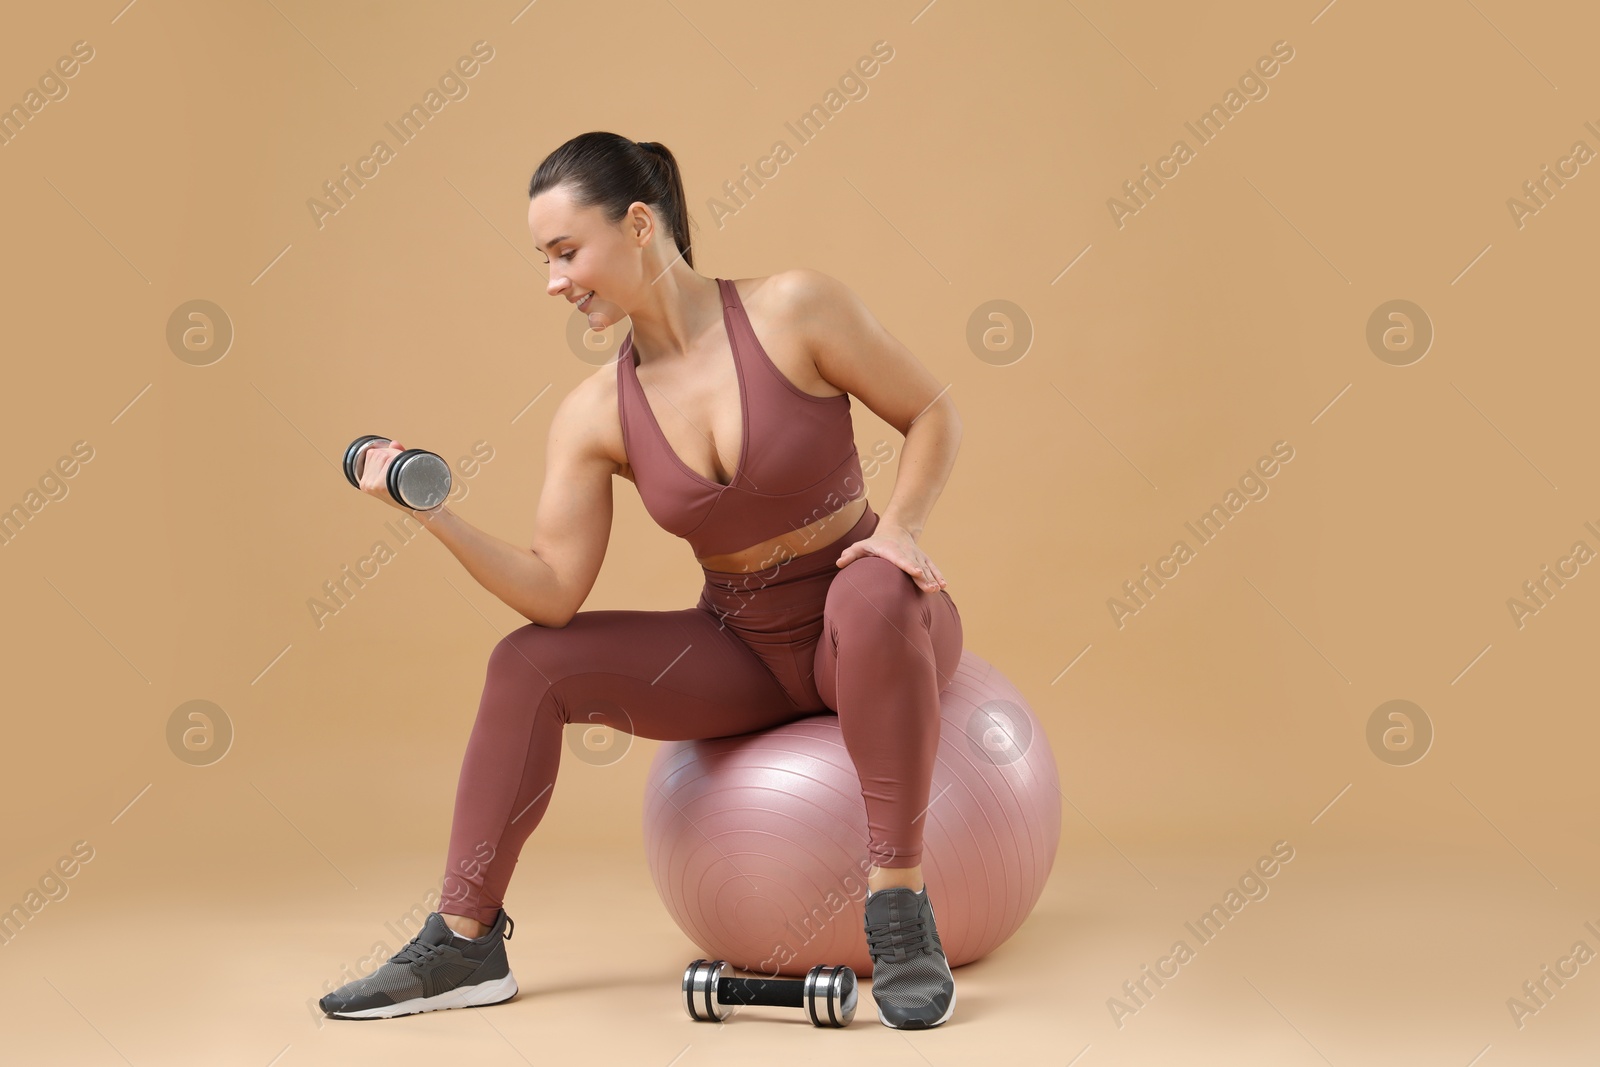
[695, 493, 869, 573]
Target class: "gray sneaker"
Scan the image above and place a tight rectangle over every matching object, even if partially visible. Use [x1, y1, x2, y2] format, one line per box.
[862, 886, 956, 1028]
[319, 909, 518, 1020]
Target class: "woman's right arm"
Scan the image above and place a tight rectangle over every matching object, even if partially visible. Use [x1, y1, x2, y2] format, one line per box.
[379, 381, 616, 628]
[414, 507, 573, 627]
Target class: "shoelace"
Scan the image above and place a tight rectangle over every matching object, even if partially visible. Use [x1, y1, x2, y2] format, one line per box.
[386, 914, 510, 969]
[391, 937, 453, 968]
[864, 913, 933, 964]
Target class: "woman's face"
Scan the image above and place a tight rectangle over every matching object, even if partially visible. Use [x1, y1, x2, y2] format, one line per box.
[528, 184, 633, 332]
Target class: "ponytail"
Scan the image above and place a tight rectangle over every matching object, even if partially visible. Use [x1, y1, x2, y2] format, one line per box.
[528, 132, 695, 268]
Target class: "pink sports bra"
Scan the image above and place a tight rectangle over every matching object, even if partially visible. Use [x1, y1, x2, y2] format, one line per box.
[616, 277, 865, 559]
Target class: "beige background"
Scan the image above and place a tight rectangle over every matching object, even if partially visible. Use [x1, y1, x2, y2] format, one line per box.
[2, 0, 1597, 1063]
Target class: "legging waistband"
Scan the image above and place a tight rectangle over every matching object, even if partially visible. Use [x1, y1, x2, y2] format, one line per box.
[698, 506, 880, 616]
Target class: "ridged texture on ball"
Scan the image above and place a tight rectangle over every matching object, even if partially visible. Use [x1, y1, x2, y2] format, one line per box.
[642, 649, 1060, 977]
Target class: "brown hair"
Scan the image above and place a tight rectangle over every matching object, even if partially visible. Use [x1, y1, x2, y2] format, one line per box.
[527, 131, 694, 268]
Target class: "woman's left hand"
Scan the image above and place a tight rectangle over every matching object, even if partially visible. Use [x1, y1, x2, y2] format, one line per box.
[835, 521, 947, 593]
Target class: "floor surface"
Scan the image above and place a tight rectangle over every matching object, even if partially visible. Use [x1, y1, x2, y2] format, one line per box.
[4, 837, 1595, 1065]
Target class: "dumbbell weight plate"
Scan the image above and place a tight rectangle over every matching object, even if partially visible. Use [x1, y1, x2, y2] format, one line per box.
[803, 963, 858, 1027]
[387, 450, 452, 511]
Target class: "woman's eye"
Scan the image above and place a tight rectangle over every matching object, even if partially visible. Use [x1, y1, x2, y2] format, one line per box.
[561, 250, 575, 260]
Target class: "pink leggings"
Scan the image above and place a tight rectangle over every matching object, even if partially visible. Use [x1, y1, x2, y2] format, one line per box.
[438, 507, 964, 925]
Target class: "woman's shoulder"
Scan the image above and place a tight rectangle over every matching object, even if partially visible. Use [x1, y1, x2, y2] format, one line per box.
[734, 269, 863, 370]
[733, 267, 853, 322]
[551, 357, 631, 480]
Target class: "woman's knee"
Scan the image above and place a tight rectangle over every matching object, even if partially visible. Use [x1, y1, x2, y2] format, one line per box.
[489, 622, 553, 672]
[824, 556, 963, 691]
[483, 623, 565, 711]
[826, 555, 925, 632]
[484, 617, 640, 729]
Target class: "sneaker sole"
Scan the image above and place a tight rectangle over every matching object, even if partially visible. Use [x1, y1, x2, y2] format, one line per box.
[877, 981, 957, 1029]
[325, 972, 519, 1020]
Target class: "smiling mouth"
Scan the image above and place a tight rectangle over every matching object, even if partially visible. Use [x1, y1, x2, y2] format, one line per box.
[576, 291, 595, 310]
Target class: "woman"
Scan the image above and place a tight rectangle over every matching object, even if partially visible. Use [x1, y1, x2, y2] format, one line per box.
[318, 132, 964, 1030]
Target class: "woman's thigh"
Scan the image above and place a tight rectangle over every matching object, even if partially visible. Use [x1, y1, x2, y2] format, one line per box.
[485, 604, 810, 741]
[812, 555, 964, 710]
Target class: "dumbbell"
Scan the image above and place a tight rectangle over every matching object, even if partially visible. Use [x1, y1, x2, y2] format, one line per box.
[682, 958, 858, 1028]
[343, 435, 452, 511]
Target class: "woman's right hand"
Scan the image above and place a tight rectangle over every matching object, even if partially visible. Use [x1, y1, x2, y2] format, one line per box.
[358, 439, 425, 515]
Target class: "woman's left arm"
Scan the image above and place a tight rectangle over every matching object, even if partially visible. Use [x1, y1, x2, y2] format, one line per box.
[876, 402, 960, 539]
[780, 268, 963, 591]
